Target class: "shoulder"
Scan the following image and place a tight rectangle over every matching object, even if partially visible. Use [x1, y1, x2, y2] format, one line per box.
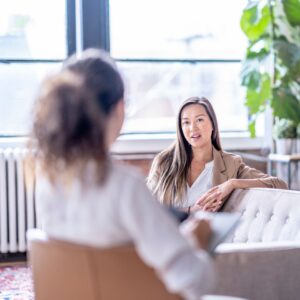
[106, 163, 155, 209]
[218, 150, 243, 167]
[154, 147, 174, 165]
[149, 147, 175, 177]
[213, 150, 245, 178]
[111, 162, 145, 186]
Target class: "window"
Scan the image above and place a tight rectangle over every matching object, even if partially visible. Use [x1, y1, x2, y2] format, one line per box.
[1, 0, 249, 137]
[0, 0, 67, 136]
[110, 0, 248, 134]
[118, 61, 246, 133]
[110, 0, 245, 60]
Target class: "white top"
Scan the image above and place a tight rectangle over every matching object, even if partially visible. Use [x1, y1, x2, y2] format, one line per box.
[36, 162, 214, 300]
[180, 161, 214, 208]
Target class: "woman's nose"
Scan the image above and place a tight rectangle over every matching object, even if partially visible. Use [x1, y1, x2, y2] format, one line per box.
[191, 121, 198, 130]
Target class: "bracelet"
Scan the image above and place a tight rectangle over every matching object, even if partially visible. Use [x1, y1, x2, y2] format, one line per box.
[187, 206, 191, 214]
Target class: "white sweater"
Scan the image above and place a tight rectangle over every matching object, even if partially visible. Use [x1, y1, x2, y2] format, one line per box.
[36, 162, 215, 300]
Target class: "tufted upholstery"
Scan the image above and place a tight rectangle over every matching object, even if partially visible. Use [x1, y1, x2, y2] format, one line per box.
[214, 188, 300, 300]
[222, 188, 300, 243]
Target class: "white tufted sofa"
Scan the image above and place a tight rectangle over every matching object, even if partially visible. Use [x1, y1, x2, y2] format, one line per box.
[214, 188, 300, 300]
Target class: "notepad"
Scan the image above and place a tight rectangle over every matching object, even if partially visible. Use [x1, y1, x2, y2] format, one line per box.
[194, 211, 241, 253]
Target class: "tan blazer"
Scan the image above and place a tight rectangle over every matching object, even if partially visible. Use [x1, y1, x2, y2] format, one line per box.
[147, 147, 288, 206]
[212, 148, 288, 189]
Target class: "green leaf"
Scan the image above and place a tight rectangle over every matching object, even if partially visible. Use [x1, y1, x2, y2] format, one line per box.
[283, 0, 300, 26]
[295, 60, 300, 81]
[261, 75, 272, 99]
[274, 40, 300, 67]
[246, 39, 271, 58]
[241, 59, 261, 89]
[242, 70, 261, 90]
[245, 74, 271, 115]
[273, 118, 297, 138]
[274, 40, 300, 81]
[246, 90, 262, 114]
[272, 87, 300, 123]
[248, 119, 256, 138]
[240, 2, 271, 41]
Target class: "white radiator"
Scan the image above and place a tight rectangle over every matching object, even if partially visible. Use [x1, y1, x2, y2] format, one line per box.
[0, 148, 37, 253]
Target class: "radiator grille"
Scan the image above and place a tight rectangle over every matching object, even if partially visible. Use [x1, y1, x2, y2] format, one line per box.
[0, 148, 37, 253]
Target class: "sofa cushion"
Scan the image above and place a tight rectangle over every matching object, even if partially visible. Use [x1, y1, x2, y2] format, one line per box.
[222, 188, 300, 243]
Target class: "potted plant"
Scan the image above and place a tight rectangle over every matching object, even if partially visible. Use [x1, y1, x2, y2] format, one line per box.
[240, 0, 300, 138]
[273, 118, 297, 154]
[297, 123, 300, 153]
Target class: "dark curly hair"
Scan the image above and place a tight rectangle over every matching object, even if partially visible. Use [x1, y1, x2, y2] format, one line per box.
[31, 49, 124, 184]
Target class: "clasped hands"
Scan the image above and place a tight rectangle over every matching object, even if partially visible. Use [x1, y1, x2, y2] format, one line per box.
[191, 179, 236, 213]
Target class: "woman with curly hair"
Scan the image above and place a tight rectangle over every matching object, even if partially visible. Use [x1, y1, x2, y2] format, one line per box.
[31, 49, 215, 300]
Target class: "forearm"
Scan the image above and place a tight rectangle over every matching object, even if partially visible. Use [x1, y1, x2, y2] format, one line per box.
[236, 162, 288, 189]
[230, 178, 272, 189]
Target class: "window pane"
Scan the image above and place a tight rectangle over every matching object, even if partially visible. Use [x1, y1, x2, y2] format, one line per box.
[119, 62, 247, 134]
[110, 0, 247, 59]
[0, 0, 66, 59]
[0, 63, 61, 136]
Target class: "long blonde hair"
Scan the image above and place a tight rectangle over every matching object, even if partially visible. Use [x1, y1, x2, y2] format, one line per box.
[147, 97, 222, 205]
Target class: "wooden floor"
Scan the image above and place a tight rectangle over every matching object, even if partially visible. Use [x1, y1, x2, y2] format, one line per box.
[0, 253, 27, 267]
[0, 260, 27, 267]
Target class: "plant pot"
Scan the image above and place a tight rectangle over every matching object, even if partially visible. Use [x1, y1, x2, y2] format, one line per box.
[275, 138, 300, 190]
[275, 138, 297, 154]
[297, 138, 300, 154]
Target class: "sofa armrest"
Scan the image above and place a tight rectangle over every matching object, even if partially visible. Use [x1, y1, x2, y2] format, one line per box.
[215, 241, 300, 253]
[213, 243, 300, 300]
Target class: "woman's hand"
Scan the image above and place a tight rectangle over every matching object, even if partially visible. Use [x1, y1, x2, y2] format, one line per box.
[180, 218, 212, 250]
[193, 179, 236, 212]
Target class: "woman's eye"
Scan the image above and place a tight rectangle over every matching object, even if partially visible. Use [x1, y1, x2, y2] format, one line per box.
[197, 118, 204, 122]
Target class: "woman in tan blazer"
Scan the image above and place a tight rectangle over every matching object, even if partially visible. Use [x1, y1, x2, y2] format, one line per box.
[147, 97, 287, 212]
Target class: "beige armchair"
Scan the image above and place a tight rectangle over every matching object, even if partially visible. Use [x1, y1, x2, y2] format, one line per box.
[27, 229, 181, 300]
[27, 230, 249, 300]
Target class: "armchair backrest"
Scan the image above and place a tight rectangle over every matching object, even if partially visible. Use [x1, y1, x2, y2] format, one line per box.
[27, 229, 181, 300]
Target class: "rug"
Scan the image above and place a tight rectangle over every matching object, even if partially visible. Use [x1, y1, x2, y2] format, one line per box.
[0, 266, 34, 300]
